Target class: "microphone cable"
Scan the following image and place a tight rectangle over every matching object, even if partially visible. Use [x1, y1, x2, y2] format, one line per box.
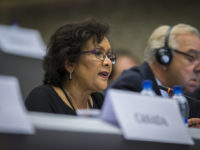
[158, 85, 200, 103]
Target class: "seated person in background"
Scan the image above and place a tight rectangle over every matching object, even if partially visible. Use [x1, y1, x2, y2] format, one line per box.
[108, 49, 140, 84]
[109, 24, 200, 127]
[25, 18, 116, 115]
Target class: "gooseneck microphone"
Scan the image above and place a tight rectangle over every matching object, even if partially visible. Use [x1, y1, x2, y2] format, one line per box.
[158, 85, 200, 103]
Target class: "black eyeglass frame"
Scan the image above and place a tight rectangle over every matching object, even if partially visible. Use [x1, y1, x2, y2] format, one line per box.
[173, 49, 198, 63]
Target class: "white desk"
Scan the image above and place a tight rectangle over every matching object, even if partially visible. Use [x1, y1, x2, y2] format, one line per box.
[1, 112, 199, 150]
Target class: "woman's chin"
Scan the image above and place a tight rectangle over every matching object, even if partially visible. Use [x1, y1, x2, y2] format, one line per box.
[97, 84, 108, 91]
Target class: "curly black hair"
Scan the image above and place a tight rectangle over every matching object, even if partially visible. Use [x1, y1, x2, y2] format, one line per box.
[43, 18, 110, 86]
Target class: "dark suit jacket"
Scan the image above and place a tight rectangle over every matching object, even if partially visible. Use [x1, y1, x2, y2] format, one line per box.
[109, 62, 200, 118]
[109, 62, 161, 95]
[188, 88, 200, 118]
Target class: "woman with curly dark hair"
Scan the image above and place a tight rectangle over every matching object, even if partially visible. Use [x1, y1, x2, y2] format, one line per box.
[25, 18, 116, 115]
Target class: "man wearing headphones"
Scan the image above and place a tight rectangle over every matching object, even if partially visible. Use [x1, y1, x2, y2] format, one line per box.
[109, 24, 200, 126]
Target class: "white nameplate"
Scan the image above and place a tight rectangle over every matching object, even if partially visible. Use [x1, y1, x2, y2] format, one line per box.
[101, 89, 194, 145]
[0, 75, 35, 134]
[0, 24, 46, 59]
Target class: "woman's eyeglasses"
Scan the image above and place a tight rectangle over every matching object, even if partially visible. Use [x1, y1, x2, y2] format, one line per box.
[82, 48, 116, 64]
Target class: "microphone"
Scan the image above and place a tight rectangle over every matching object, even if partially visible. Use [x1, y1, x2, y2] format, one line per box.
[158, 85, 200, 103]
[158, 85, 174, 96]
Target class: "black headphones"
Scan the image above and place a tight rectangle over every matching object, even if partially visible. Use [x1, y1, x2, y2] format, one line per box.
[155, 26, 173, 65]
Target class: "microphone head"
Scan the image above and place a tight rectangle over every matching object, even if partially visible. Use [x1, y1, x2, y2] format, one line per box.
[158, 85, 200, 103]
[158, 85, 174, 96]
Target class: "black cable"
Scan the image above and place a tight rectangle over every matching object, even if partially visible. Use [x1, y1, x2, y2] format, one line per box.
[158, 85, 200, 103]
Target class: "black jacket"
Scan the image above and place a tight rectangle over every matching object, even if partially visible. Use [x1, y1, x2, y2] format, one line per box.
[109, 62, 200, 118]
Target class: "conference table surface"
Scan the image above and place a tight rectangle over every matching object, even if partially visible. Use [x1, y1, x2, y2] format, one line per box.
[1, 112, 200, 150]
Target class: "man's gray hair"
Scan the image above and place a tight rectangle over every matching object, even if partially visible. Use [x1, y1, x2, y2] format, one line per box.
[144, 24, 200, 63]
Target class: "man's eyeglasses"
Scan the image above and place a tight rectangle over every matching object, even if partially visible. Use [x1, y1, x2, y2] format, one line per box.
[82, 48, 116, 64]
[173, 49, 200, 63]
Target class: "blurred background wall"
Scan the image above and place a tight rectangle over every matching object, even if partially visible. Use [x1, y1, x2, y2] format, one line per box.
[0, 0, 200, 99]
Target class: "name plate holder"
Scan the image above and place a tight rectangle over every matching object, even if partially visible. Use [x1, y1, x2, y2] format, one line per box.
[0, 24, 46, 59]
[0, 75, 35, 134]
[101, 89, 193, 145]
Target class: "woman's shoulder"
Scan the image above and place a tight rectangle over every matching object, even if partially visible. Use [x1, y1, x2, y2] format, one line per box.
[25, 85, 56, 103]
[29, 85, 53, 93]
[25, 85, 57, 112]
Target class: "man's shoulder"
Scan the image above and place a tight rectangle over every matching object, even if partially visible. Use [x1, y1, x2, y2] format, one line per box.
[115, 63, 148, 82]
[108, 66, 143, 92]
[123, 66, 143, 78]
[108, 62, 154, 92]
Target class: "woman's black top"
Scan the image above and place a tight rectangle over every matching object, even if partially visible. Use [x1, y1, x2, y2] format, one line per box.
[25, 85, 104, 115]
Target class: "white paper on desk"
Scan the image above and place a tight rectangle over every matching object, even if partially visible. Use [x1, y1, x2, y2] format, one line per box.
[0, 75, 35, 134]
[0, 24, 46, 59]
[101, 89, 194, 145]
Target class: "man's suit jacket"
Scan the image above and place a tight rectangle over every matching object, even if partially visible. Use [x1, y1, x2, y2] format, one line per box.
[109, 62, 200, 118]
[109, 62, 161, 95]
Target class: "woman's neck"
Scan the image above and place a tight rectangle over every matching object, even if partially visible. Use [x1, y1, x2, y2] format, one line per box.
[63, 81, 91, 109]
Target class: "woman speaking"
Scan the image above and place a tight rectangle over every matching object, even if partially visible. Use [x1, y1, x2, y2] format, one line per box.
[25, 18, 116, 115]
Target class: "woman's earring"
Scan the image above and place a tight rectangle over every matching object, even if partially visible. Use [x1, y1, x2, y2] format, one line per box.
[69, 72, 72, 80]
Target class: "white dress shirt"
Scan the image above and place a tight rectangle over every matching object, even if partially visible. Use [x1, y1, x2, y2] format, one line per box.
[155, 77, 169, 98]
